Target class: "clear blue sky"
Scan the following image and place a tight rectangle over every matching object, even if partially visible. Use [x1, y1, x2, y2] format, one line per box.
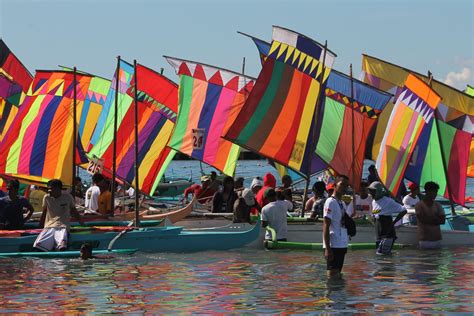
[1, 0, 472, 89]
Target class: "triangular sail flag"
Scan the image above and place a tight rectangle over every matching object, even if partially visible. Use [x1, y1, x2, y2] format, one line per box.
[225, 26, 336, 177]
[376, 74, 441, 195]
[88, 61, 178, 195]
[0, 70, 92, 185]
[165, 57, 255, 176]
[89, 60, 135, 150]
[314, 70, 392, 190]
[0, 40, 33, 142]
[362, 55, 473, 204]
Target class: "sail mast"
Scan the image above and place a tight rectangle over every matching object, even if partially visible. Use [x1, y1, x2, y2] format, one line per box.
[72, 67, 77, 200]
[111, 56, 120, 214]
[350, 64, 357, 215]
[133, 60, 140, 226]
[428, 71, 457, 216]
[301, 40, 328, 217]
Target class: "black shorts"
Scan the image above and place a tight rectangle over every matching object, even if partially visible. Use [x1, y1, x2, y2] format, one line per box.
[326, 247, 347, 271]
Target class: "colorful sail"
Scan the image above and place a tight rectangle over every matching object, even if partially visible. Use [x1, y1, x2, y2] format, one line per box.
[165, 57, 255, 176]
[314, 70, 392, 189]
[376, 74, 441, 195]
[405, 118, 471, 205]
[88, 62, 178, 195]
[0, 40, 33, 142]
[0, 70, 92, 185]
[89, 60, 135, 150]
[362, 55, 473, 203]
[225, 26, 336, 176]
[362, 54, 473, 159]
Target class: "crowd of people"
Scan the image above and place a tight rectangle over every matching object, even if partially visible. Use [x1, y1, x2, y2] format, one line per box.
[0, 164, 449, 263]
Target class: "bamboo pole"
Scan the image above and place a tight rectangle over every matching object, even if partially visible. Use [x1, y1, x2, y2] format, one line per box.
[350, 64, 357, 216]
[301, 41, 329, 217]
[72, 67, 77, 201]
[428, 71, 456, 216]
[111, 56, 120, 215]
[133, 60, 140, 226]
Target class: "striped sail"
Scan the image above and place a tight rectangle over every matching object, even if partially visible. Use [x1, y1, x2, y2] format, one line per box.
[165, 57, 255, 176]
[376, 74, 440, 195]
[225, 26, 336, 176]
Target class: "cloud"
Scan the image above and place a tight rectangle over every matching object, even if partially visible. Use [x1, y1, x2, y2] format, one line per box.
[444, 67, 472, 90]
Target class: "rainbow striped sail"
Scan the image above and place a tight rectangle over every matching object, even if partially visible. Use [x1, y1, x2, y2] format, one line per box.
[0, 40, 33, 142]
[363, 55, 473, 204]
[225, 26, 336, 176]
[314, 70, 392, 189]
[165, 57, 255, 176]
[0, 70, 92, 185]
[88, 62, 178, 195]
[89, 60, 135, 150]
[376, 74, 440, 195]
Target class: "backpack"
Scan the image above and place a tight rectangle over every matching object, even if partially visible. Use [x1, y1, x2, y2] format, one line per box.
[331, 196, 357, 237]
[343, 212, 357, 237]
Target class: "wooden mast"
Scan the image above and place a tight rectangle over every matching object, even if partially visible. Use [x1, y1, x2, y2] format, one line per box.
[72, 67, 77, 200]
[111, 56, 120, 215]
[350, 64, 357, 216]
[301, 40, 329, 217]
[428, 71, 457, 216]
[133, 60, 140, 226]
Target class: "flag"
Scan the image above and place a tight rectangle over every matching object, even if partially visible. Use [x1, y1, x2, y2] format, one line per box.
[88, 61, 178, 195]
[225, 26, 336, 176]
[363, 54, 473, 203]
[376, 74, 440, 195]
[165, 57, 255, 176]
[315, 70, 391, 189]
[0, 40, 33, 142]
[0, 70, 92, 185]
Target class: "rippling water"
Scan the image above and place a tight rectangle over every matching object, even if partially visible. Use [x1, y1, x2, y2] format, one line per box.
[1, 247, 473, 313]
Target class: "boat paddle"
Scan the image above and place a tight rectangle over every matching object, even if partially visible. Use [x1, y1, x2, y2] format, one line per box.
[107, 221, 135, 252]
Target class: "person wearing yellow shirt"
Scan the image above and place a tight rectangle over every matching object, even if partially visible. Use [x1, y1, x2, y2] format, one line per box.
[28, 186, 47, 213]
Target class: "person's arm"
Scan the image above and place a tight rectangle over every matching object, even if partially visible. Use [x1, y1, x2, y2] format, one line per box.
[23, 200, 35, 222]
[71, 205, 84, 226]
[106, 193, 112, 216]
[323, 217, 333, 261]
[436, 203, 446, 225]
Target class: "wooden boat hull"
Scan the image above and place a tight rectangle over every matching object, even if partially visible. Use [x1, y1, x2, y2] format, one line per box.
[0, 221, 260, 253]
[115, 198, 195, 223]
[177, 217, 474, 249]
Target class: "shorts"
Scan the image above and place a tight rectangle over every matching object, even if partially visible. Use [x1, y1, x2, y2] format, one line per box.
[326, 247, 347, 271]
[33, 228, 69, 251]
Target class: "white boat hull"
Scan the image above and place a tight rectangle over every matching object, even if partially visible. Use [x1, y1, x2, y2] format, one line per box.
[178, 217, 474, 249]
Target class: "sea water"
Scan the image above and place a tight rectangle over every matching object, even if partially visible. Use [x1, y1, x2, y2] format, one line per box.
[0, 248, 472, 313]
[2, 160, 472, 313]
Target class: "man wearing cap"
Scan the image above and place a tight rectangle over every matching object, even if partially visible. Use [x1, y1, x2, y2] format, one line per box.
[401, 181, 420, 225]
[261, 188, 288, 241]
[323, 175, 350, 277]
[415, 181, 445, 249]
[368, 181, 407, 255]
[183, 175, 216, 204]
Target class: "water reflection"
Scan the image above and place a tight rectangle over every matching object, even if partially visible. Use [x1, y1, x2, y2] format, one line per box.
[0, 247, 473, 313]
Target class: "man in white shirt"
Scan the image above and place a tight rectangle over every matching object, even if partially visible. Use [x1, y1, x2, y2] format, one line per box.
[323, 175, 350, 277]
[84, 173, 104, 213]
[368, 181, 407, 255]
[401, 182, 420, 225]
[346, 180, 373, 218]
[261, 189, 288, 241]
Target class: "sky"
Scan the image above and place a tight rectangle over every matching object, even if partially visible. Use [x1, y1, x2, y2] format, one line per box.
[1, 0, 473, 90]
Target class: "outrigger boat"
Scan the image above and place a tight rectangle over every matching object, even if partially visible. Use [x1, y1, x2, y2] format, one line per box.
[0, 220, 260, 253]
